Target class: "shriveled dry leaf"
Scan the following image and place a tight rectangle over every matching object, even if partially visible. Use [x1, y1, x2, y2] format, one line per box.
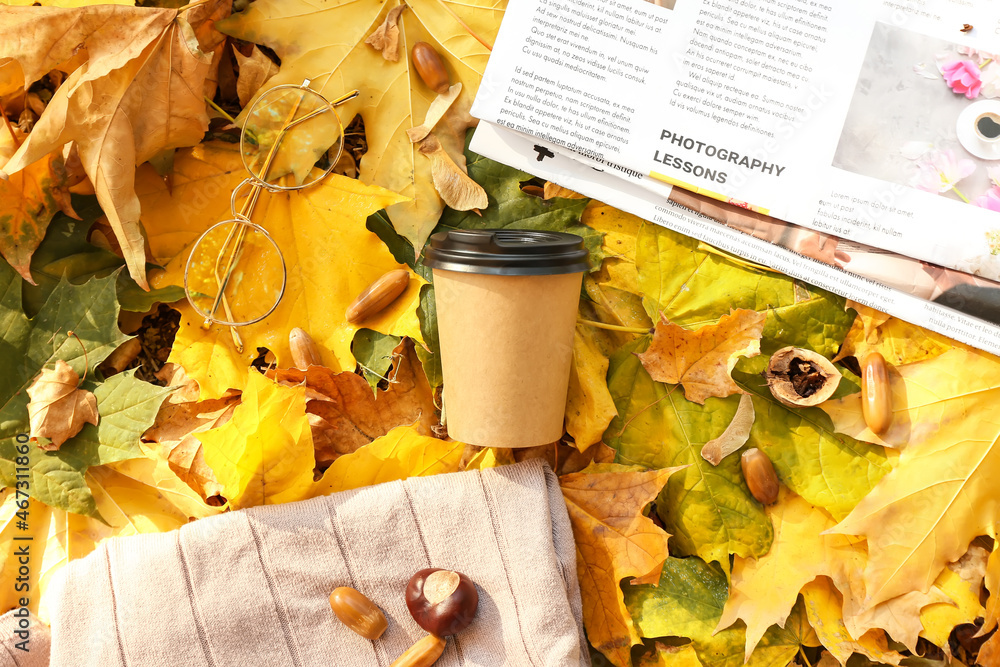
[26, 359, 98, 449]
[231, 45, 278, 107]
[0, 130, 76, 283]
[218, 0, 497, 253]
[637, 309, 766, 405]
[701, 393, 754, 465]
[559, 463, 684, 667]
[419, 132, 488, 210]
[364, 5, 406, 61]
[824, 347, 1000, 605]
[407, 83, 463, 143]
[0, 1, 230, 289]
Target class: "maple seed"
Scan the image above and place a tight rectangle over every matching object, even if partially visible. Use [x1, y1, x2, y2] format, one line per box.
[329, 586, 388, 640]
[412, 42, 451, 94]
[741, 448, 779, 505]
[764, 346, 842, 407]
[346, 270, 410, 324]
[861, 352, 893, 435]
[405, 568, 479, 637]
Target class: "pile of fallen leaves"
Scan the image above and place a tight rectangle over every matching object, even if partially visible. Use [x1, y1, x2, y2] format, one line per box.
[2, 2, 1000, 667]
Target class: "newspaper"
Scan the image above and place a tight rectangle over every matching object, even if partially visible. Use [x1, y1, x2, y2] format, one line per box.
[469, 122, 1000, 356]
[472, 0, 1000, 282]
[468, 0, 1000, 354]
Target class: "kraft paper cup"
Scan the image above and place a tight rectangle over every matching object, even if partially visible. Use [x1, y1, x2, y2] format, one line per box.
[423, 230, 589, 448]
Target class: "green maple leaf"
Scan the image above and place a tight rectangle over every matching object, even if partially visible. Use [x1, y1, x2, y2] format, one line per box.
[624, 555, 809, 667]
[0, 261, 172, 518]
[351, 328, 402, 392]
[635, 223, 854, 373]
[605, 338, 773, 565]
[22, 195, 184, 317]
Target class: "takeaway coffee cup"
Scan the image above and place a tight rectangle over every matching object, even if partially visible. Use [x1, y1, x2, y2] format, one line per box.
[423, 229, 589, 448]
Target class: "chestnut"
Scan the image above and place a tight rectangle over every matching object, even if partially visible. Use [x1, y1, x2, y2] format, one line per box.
[405, 568, 479, 637]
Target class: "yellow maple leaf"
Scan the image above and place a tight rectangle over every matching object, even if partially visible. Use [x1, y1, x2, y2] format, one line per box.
[0, 1, 229, 289]
[800, 578, 904, 666]
[559, 463, 684, 667]
[216, 0, 502, 252]
[918, 546, 987, 648]
[582, 202, 644, 295]
[196, 371, 315, 509]
[140, 142, 423, 399]
[566, 324, 618, 452]
[637, 309, 766, 404]
[0, 446, 220, 621]
[824, 346, 1000, 605]
[309, 424, 465, 496]
[832, 301, 952, 367]
[717, 491, 862, 661]
[718, 490, 964, 657]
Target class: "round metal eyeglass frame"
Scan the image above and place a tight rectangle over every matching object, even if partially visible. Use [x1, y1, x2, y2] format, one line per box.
[183, 80, 358, 352]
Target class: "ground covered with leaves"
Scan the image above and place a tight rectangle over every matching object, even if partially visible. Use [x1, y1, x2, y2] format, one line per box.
[1, 1, 1000, 666]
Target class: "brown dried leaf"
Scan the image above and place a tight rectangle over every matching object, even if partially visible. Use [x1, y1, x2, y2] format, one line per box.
[142, 394, 239, 500]
[701, 393, 755, 465]
[637, 308, 766, 405]
[560, 463, 686, 667]
[364, 5, 406, 61]
[418, 133, 487, 211]
[0, 130, 77, 283]
[407, 83, 462, 143]
[270, 338, 436, 466]
[0, 1, 230, 290]
[232, 45, 278, 107]
[26, 359, 98, 449]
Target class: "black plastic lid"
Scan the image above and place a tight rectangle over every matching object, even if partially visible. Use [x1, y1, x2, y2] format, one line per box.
[423, 229, 590, 276]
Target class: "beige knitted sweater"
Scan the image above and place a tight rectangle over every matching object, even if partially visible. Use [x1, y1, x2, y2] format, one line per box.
[1, 460, 590, 666]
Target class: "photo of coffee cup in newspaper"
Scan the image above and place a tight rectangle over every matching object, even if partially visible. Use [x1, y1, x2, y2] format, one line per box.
[975, 111, 1000, 143]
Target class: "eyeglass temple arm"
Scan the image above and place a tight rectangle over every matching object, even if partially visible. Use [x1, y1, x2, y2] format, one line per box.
[203, 87, 361, 337]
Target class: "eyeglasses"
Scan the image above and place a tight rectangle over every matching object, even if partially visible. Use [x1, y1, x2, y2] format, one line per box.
[183, 80, 358, 352]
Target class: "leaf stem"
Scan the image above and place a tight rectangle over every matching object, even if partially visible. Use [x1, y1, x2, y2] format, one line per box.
[67, 331, 89, 382]
[577, 318, 652, 334]
[204, 96, 237, 125]
[798, 647, 813, 667]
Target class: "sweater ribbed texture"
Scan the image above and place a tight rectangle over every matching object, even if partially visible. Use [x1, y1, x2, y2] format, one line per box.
[1, 460, 589, 667]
